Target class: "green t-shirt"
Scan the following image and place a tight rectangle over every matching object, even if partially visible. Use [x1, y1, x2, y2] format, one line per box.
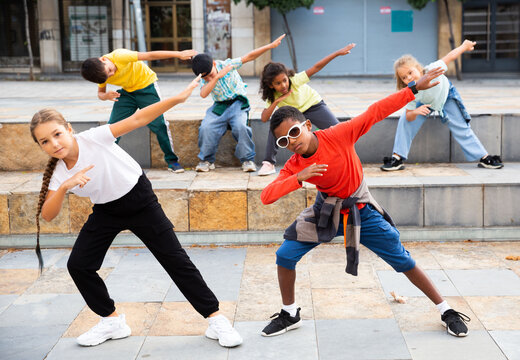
[266, 71, 322, 113]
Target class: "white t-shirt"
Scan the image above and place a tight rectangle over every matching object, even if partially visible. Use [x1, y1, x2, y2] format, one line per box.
[405, 59, 450, 116]
[49, 125, 142, 204]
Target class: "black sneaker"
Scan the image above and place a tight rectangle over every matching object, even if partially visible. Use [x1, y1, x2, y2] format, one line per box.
[381, 156, 405, 171]
[478, 155, 504, 169]
[441, 309, 471, 337]
[168, 162, 185, 173]
[261, 308, 302, 337]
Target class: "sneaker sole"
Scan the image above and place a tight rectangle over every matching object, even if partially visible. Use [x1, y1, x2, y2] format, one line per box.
[77, 327, 132, 346]
[380, 165, 405, 171]
[196, 168, 210, 172]
[205, 328, 243, 347]
[478, 163, 504, 169]
[261, 319, 302, 337]
[258, 170, 276, 176]
[243, 168, 257, 172]
[445, 324, 469, 337]
[168, 168, 185, 173]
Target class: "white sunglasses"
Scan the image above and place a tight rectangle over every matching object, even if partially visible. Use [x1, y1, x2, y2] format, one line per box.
[276, 121, 307, 148]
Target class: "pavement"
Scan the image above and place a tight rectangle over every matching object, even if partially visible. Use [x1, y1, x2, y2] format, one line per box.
[1, 242, 520, 360]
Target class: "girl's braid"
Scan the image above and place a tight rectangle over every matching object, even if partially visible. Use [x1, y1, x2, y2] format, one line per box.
[35, 156, 59, 272]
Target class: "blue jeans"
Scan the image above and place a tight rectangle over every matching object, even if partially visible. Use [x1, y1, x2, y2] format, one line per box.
[198, 100, 255, 163]
[392, 98, 487, 161]
[276, 204, 416, 272]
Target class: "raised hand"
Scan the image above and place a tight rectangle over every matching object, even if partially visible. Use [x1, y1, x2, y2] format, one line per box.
[270, 34, 286, 49]
[416, 67, 445, 91]
[179, 49, 198, 60]
[180, 75, 202, 101]
[414, 104, 432, 117]
[63, 165, 94, 190]
[336, 43, 356, 56]
[297, 163, 328, 182]
[217, 65, 234, 79]
[106, 91, 120, 102]
[276, 89, 294, 102]
[462, 39, 476, 52]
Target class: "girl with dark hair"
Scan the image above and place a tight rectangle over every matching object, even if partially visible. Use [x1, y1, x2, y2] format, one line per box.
[257, 43, 356, 176]
[30, 76, 243, 349]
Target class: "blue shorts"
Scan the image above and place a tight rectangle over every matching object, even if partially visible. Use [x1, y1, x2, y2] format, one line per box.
[276, 204, 416, 272]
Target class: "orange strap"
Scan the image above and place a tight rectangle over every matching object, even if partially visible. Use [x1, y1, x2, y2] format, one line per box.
[343, 213, 348, 247]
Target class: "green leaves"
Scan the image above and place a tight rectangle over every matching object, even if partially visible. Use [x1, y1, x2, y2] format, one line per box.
[232, 0, 315, 15]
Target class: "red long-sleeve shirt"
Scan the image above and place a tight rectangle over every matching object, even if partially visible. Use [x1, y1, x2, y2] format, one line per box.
[261, 88, 415, 205]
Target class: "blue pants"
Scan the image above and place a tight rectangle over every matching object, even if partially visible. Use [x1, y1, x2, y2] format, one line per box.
[276, 204, 416, 272]
[392, 98, 487, 161]
[198, 100, 255, 163]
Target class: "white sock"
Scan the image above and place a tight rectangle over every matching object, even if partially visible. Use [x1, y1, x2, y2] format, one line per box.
[436, 300, 451, 315]
[282, 303, 298, 317]
[392, 154, 401, 160]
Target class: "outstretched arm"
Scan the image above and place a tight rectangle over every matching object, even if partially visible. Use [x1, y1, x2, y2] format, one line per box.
[260, 90, 293, 122]
[110, 75, 201, 138]
[441, 40, 476, 66]
[306, 43, 356, 78]
[241, 34, 285, 64]
[138, 50, 197, 61]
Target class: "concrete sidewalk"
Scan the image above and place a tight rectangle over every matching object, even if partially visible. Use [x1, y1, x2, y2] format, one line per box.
[1, 242, 520, 360]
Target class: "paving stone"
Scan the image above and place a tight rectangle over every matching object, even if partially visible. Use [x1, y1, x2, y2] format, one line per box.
[377, 270, 460, 297]
[229, 320, 319, 360]
[312, 287, 393, 320]
[316, 318, 411, 360]
[165, 248, 246, 301]
[25, 267, 111, 294]
[137, 335, 229, 360]
[247, 189, 305, 231]
[403, 330, 507, 360]
[484, 185, 520, 226]
[404, 242, 442, 270]
[0, 324, 68, 360]
[155, 189, 189, 231]
[489, 330, 520, 360]
[244, 245, 278, 265]
[465, 296, 520, 330]
[105, 270, 172, 302]
[390, 296, 482, 333]
[0, 293, 84, 327]
[0, 269, 39, 294]
[63, 302, 162, 337]
[428, 242, 504, 269]
[445, 269, 520, 296]
[148, 301, 236, 336]
[68, 195, 93, 233]
[189, 191, 247, 231]
[53, 248, 125, 269]
[0, 294, 18, 315]
[307, 243, 348, 264]
[0, 249, 68, 269]
[110, 249, 166, 274]
[309, 262, 380, 290]
[46, 336, 146, 360]
[0, 194, 8, 234]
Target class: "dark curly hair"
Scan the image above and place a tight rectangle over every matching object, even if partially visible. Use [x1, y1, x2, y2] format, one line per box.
[260, 62, 295, 104]
[270, 106, 305, 135]
[81, 58, 108, 84]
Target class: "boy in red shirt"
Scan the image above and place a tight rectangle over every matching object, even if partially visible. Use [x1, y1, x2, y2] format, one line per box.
[260, 68, 471, 338]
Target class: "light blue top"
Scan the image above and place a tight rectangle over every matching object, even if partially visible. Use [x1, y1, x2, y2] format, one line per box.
[405, 60, 450, 116]
[201, 57, 248, 102]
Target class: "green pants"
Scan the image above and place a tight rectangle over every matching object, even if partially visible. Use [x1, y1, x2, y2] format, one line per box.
[108, 82, 178, 164]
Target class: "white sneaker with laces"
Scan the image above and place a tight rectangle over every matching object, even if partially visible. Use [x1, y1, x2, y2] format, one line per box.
[77, 314, 131, 346]
[258, 161, 276, 176]
[196, 161, 215, 172]
[242, 160, 257, 172]
[205, 314, 243, 347]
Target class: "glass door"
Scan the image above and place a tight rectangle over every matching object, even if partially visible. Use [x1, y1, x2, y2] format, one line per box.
[145, 0, 192, 72]
[462, 0, 520, 72]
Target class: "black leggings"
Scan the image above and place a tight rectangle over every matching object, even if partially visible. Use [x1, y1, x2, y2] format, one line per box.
[67, 173, 219, 317]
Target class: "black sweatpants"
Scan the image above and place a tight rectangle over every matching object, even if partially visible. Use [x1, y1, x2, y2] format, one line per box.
[67, 173, 219, 318]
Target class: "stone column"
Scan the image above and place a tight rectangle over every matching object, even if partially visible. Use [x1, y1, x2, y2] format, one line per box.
[38, 0, 62, 73]
[191, 0, 205, 53]
[231, 1, 254, 76]
[438, 0, 462, 76]
[253, 7, 270, 76]
[112, 0, 131, 49]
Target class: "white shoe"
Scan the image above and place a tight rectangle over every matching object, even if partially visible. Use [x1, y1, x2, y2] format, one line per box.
[242, 160, 257, 172]
[205, 314, 243, 347]
[258, 161, 276, 176]
[196, 161, 215, 172]
[77, 314, 131, 346]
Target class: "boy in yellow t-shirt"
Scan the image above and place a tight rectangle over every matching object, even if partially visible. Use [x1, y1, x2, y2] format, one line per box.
[81, 48, 196, 172]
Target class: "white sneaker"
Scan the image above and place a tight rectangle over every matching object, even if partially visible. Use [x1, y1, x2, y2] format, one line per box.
[205, 314, 243, 347]
[242, 160, 257, 172]
[77, 314, 131, 346]
[258, 161, 276, 176]
[196, 161, 215, 172]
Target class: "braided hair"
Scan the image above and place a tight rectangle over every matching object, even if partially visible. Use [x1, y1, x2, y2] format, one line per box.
[30, 109, 68, 272]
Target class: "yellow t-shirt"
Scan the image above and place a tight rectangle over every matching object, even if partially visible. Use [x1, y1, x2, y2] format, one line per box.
[265, 71, 322, 113]
[98, 49, 157, 92]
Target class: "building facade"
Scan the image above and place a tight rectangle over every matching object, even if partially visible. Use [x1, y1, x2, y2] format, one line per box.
[0, 0, 518, 76]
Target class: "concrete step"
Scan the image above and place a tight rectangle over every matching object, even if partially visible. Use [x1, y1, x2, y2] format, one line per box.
[1, 163, 519, 245]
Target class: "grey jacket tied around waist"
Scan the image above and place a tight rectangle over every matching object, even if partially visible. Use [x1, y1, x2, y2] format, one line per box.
[283, 178, 395, 276]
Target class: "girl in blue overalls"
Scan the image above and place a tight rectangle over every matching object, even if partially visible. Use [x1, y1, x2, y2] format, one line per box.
[381, 40, 503, 171]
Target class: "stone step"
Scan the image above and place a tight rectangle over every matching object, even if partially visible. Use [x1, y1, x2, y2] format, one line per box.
[1, 112, 519, 171]
[1, 164, 519, 242]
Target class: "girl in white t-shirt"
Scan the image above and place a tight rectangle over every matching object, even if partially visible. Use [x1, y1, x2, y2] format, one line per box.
[381, 40, 503, 171]
[30, 76, 243, 349]
[257, 43, 356, 176]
